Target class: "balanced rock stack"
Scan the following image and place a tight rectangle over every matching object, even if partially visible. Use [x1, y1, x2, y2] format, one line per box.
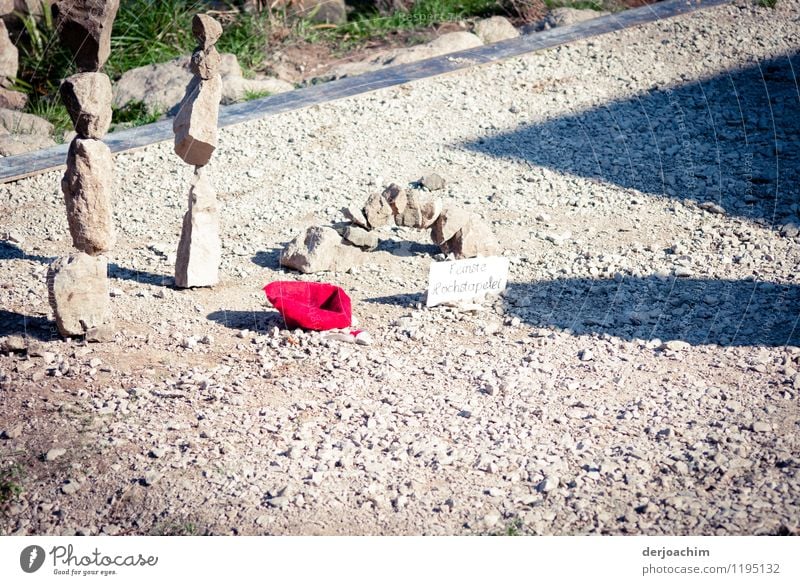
[47, 0, 119, 338]
[172, 14, 223, 288]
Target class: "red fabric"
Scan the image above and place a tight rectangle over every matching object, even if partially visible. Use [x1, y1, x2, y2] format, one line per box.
[264, 281, 352, 331]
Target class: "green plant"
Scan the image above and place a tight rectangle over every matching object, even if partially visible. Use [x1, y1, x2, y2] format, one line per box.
[112, 100, 163, 126]
[14, 2, 74, 96]
[25, 95, 72, 140]
[243, 89, 273, 101]
[757, 0, 778, 7]
[0, 464, 24, 507]
[150, 519, 198, 536]
[216, 9, 272, 77]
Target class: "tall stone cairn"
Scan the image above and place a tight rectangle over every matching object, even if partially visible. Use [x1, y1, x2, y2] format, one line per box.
[173, 14, 223, 288]
[47, 0, 119, 337]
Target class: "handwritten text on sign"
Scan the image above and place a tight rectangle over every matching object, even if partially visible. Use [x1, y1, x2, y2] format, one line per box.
[426, 257, 509, 307]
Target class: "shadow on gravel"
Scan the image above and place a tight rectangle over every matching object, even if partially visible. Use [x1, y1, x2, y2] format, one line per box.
[0, 241, 53, 264]
[1, 242, 172, 286]
[463, 52, 800, 228]
[0, 310, 58, 340]
[206, 309, 284, 332]
[364, 292, 426, 307]
[252, 249, 283, 269]
[504, 276, 800, 347]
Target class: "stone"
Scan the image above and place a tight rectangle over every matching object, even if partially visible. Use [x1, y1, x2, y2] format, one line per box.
[0, 335, 27, 353]
[661, 340, 690, 352]
[59, 72, 113, 139]
[173, 74, 222, 166]
[396, 190, 422, 228]
[280, 226, 357, 273]
[537, 476, 559, 493]
[47, 253, 111, 337]
[343, 226, 378, 251]
[342, 206, 369, 229]
[85, 323, 115, 342]
[420, 173, 446, 191]
[174, 169, 222, 288]
[61, 479, 81, 494]
[0, 133, 56, 155]
[430, 206, 471, 246]
[113, 53, 291, 115]
[192, 14, 223, 50]
[437, 213, 501, 259]
[473, 16, 519, 44]
[53, 0, 120, 72]
[0, 21, 18, 81]
[190, 47, 221, 80]
[0, 0, 13, 15]
[61, 138, 116, 255]
[322, 32, 483, 80]
[0, 423, 22, 439]
[382, 184, 407, 217]
[418, 194, 442, 228]
[545, 7, 608, 29]
[752, 421, 771, 433]
[0, 108, 54, 135]
[0, 88, 28, 110]
[46, 447, 66, 461]
[363, 192, 392, 228]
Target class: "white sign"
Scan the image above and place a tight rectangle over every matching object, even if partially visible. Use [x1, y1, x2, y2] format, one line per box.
[426, 256, 509, 307]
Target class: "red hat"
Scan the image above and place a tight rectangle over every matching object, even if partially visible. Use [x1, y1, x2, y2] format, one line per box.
[264, 281, 352, 331]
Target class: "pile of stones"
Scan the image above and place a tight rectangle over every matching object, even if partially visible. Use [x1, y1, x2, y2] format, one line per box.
[280, 173, 501, 273]
[46, 0, 119, 338]
[172, 14, 224, 288]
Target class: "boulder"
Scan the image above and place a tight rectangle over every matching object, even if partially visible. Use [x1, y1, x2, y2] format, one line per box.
[113, 53, 292, 115]
[342, 206, 369, 229]
[173, 74, 222, 166]
[545, 7, 608, 29]
[0, 88, 27, 110]
[280, 226, 357, 273]
[0, 20, 17, 81]
[343, 226, 378, 251]
[431, 205, 471, 246]
[61, 138, 116, 255]
[363, 191, 392, 229]
[192, 14, 223, 50]
[0, 0, 13, 15]
[473, 16, 519, 44]
[59, 72, 113, 139]
[0, 133, 56, 156]
[437, 213, 501, 259]
[174, 168, 221, 288]
[47, 253, 111, 337]
[0, 108, 54, 135]
[322, 31, 483, 80]
[397, 191, 442, 229]
[53, 0, 120, 72]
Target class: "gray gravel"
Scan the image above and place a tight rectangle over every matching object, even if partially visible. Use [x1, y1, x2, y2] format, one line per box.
[0, 0, 799, 536]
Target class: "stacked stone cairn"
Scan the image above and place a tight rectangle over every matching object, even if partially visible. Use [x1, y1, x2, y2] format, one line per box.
[172, 14, 223, 288]
[47, 0, 119, 337]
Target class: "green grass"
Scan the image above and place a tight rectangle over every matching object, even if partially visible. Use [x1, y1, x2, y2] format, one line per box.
[316, 0, 503, 46]
[243, 89, 273, 101]
[216, 9, 272, 78]
[757, 0, 778, 7]
[0, 464, 24, 507]
[25, 95, 72, 140]
[112, 100, 163, 126]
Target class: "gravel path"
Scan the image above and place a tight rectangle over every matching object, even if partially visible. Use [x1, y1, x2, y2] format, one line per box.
[1, 0, 799, 536]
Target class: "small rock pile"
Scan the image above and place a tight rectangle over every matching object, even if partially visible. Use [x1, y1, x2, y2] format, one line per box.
[172, 14, 224, 288]
[280, 174, 500, 273]
[46, 0, 120, 338]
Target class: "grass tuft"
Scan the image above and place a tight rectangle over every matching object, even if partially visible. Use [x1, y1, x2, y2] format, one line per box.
[0, 464, 24, 508]
[112, 100, 163, 127]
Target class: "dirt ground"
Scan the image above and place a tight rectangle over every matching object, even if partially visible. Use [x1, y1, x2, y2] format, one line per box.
[1, 0, 799, 535]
